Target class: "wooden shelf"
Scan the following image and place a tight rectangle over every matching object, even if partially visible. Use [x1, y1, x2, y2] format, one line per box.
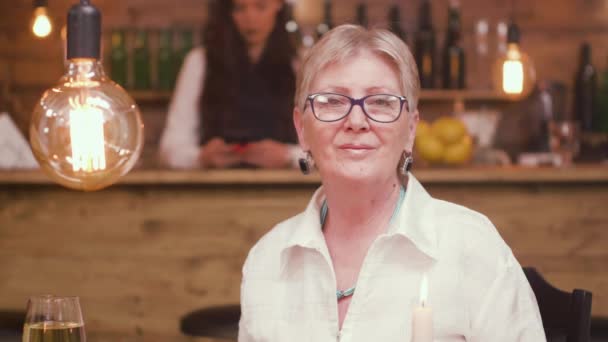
[129, 90, 173, 103]
[128, 89, 512, 104]
[419, 89, 512, 101]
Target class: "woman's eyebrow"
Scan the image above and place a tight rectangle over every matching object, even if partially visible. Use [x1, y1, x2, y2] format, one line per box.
[317, 86, 351, 94]
[365, 86, 395, 93]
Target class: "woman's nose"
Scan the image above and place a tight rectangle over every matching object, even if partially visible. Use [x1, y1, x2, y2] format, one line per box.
[344, 104, 370, 131]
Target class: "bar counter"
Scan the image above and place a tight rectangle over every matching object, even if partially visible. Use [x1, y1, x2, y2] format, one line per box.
[1, 166, 607, 341]
[2, 165, 608, 185]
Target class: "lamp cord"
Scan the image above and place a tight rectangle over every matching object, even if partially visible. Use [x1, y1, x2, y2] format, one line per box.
[510, 0, 516, 22]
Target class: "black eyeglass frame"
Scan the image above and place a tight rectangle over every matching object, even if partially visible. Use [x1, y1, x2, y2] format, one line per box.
[305, 92, 410, 123]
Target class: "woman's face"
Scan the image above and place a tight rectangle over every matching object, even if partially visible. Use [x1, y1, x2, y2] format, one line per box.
[231, 0, 282, 47]
[294, 50, 418, 184]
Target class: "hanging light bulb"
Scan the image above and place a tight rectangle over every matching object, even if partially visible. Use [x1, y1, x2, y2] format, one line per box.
[30, 0, 144, 191]
[492, 22, 536, 99]
[31, 0, 53, 38]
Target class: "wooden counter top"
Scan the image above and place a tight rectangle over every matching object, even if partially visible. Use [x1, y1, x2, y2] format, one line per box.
[1, 165, 607, 185]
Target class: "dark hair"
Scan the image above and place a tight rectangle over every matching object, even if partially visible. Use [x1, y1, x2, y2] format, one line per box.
[199, 0, 297, 143]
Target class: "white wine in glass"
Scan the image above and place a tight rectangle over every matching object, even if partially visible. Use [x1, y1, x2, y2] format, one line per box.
[22, 295, 86, 342]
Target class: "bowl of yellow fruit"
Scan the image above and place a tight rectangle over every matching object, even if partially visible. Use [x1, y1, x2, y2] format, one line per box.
[414, 116, 473, 167]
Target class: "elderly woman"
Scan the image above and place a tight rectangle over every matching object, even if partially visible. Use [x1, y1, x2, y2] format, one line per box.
[239, 25, 545, 341]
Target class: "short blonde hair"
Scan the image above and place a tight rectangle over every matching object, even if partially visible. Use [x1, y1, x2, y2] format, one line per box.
[295, 24, 420, 112]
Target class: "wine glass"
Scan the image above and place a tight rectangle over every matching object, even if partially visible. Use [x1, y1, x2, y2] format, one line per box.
[22, 295, 86, 342]
[549, 120, 580, 167]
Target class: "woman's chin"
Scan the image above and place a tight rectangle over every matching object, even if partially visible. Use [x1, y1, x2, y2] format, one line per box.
[323, 163, 387, 184]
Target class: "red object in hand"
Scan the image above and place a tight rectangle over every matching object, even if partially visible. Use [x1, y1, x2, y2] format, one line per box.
[233, 143, 249, 153]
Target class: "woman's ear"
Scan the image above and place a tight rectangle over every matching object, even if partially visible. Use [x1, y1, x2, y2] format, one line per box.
[293, 107, 310, 151]
[405, 110, 419, 152]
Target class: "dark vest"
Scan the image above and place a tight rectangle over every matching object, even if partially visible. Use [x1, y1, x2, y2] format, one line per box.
[199, 53, 296, 145]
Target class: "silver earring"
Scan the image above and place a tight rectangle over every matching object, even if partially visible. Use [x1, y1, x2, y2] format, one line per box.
[401, 151, 413, 176]
[299, 151, 313, 175]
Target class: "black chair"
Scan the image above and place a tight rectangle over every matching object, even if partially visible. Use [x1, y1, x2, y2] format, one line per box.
[0, 310, 24, 342]
[180, 304, 240, 341]
[523, 267, 593, 342]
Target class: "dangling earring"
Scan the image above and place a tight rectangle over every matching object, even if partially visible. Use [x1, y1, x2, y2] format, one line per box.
[299, 151, 313, 175]
[400, 151, 413, 176]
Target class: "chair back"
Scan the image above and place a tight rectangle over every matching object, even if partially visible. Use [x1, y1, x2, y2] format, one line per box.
[523, 267, 592, 342]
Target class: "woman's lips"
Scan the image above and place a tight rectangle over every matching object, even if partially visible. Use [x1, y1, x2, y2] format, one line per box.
[338, 144, 376, 156]
[338, 144, 375, 150]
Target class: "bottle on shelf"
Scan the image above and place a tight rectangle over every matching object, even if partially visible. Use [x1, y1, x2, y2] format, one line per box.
[174, 29, 194, 82]
[133, 29, 151, 90]
[573, 43, 598, 133]
[388, 4, 407, 44]
[157, 28, 174, 90]
[441, 0, 466, 89]
[414, 0, 436, 89]
[355, 2, 368, 28]
[285, 1, 302, 50]
[316, 0, 333, 39]
[471, 19, 491, 90]
[109, 29, 128, 88]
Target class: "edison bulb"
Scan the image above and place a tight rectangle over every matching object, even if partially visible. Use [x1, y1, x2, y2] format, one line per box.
[492, 24, 536, 100]
[32, 7, 53, 38]
[30, 59, 144, 191]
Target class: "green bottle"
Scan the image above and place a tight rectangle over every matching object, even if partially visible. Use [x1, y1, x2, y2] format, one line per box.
[109, 30, 128, 88]
[174, 30, 194, 81]
[133, 29, 151, 90]
[157, 29, 174, 90]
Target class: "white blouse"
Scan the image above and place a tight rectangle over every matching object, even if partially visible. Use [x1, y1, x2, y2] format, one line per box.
[239, 174, 546, 342]
[158, 47, 302, 169]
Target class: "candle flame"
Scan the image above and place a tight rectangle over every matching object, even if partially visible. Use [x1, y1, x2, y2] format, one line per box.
[419, 273, 429, 307]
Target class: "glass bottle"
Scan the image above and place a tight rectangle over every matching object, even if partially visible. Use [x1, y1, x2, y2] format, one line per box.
[415, 0, 436, 89]
[441, 0, 465, 89]
[133, 29, 151, 90]
[157, 28, 174, 90]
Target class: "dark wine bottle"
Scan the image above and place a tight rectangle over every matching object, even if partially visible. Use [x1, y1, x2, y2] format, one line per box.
[441, 1, 465, 89]
[388, 4, 407, 44]
[285, 2, 302, 50]
[316, 0, 333, 39]
[356, 2, 368, 28]
[415, 0, 436, 89]
[573, 43, 598, 132]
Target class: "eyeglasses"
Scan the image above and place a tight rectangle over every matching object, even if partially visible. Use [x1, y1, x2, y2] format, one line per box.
[305, 93, 409, 123]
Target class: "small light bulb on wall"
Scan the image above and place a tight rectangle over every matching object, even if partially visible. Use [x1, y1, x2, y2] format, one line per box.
[493, 22, 536, 100]
[31, 0, 53, 38]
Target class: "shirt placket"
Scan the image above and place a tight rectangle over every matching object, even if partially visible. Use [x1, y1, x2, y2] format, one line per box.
[336, 237, 386, 342]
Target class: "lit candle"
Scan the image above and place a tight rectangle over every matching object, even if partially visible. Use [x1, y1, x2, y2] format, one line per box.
[412, 273, 433, 342]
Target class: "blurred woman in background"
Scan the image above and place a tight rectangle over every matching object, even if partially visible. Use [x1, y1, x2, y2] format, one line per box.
[160, 0, 301, 169]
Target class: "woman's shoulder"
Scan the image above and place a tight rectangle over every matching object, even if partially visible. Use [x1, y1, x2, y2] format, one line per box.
[242, 212, 307, 272]
[428, 198, 512, 262]
[183, 46, 206, 67]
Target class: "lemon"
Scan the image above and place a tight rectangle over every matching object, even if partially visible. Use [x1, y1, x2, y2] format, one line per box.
[431, 117, 468, 145]
[443, 135, 473, 165]
[416, 120, 431, 139]
[415, 134, 445, 163]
